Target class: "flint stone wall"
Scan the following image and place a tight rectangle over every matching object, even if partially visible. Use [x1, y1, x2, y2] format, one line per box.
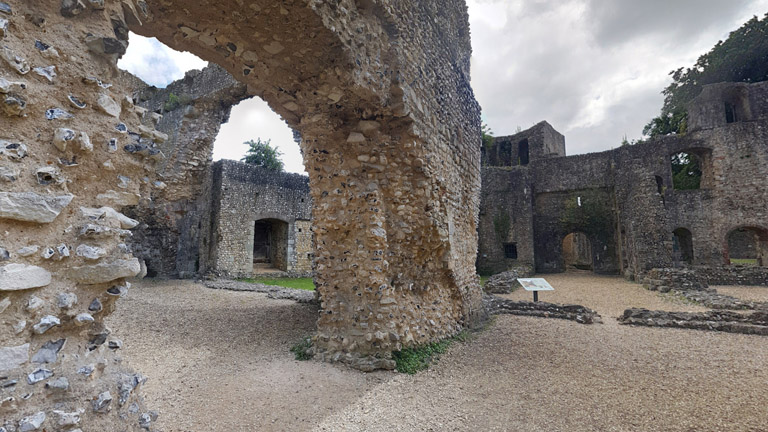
[125, 64, 248, 278]
[1, 1, 485, 428]
[478, 81, 768, 279]
[206, 159, 312, 278]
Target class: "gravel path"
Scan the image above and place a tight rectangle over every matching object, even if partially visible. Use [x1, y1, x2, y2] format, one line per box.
[109, 275, 768, 431]
[715, 285, 768, 303]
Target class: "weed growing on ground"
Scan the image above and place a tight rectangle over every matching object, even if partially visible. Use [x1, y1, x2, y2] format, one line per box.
[393, 330, 474, 374]
[291, 336, 313, 361]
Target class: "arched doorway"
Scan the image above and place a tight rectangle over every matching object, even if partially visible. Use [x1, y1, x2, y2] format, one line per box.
[672, 228, 694, 265]
[562, 232, 593, 271]
[727, 227, 768, 266]
[253, 219, 289, 273]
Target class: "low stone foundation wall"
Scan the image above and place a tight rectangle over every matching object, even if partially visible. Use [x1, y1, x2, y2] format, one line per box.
[482, 265, 534, 294]
[484, 295, 601, 324]
[695, 266, 768, 286]
[644, 267, 768, 293]
[619, 308, 768, 336]
[643, 268, 708, 292]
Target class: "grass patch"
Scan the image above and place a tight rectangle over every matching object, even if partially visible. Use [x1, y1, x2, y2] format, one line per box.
[239, 277, 315, 291]
[731, 258, 758, 266]
[393, 330, 472, 374]
[290, 336, 313, 360]
[480, 275, 490, 286]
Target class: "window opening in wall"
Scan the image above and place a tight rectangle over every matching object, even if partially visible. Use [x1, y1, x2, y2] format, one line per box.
[727, 227, 768, 266]
[499, 140, 513, 166]
[562, 232, 593, 271]
[503, 243, 518, 259]
[670, 152, 702, 190]
[518, 139, 530, 166]
[725, 102, 738, 123]
[672, 228, 694, 265]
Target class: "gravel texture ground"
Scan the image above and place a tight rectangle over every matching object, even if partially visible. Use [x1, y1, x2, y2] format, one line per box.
[109, 274, 768, 432]
[715, 285, 768, 303]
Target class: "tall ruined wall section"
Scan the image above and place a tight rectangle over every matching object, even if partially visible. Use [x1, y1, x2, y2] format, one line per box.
[3, 9, 484, 431]
[0, 1, 169, 430]
[207, 160, 312, 278]
[476, 167, 534, 275]
[126, 0, 484, 370]
[125, 64, 247, 278]
[479, 81, 768, 279]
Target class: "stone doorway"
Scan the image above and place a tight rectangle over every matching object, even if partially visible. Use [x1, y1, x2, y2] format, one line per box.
[563, 232, 593, 271]
[727, 226, 768, 266]
[253, 219, 289, 273]
[672, 228, 694, 265]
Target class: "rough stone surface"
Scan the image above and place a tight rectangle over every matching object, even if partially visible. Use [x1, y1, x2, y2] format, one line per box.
[69, 258, 141, 284]
[483, 265, 534, 294]
[484, 295, 602, 324]
[0, 192, 73, 223]
[1, 0, 482, 428]
[619, 308, 768, 335]
[18, 412, 45, 432]
[0, 343, 28, 372]
[203, 161, 313, 278]
[478, 82, 768, 279]
[0, 264, 51, 290]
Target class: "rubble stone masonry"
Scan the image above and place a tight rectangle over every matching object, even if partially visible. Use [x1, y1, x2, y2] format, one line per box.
[0, 0, 483, 429]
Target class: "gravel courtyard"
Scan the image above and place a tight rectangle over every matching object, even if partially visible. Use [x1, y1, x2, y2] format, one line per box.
[108, 274, 768, 432]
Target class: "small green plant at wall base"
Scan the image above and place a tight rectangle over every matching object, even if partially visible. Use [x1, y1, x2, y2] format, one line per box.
[392, 331, 471, 374]
[291, 336, 313, 361]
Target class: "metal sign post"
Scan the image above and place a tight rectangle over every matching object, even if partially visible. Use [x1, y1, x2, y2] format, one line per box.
[517, 278, 554, 302]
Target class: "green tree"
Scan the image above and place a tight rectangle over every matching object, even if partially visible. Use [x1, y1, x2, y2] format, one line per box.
[670, 152, 701, 190]
[644, 13, 768, 138]
[241, 138, 284, 171]
[481, 123, 494, 148]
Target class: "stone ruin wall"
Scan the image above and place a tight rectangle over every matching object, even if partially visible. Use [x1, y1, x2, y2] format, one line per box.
[478, 81, 768, 281]
[1, 0, 483, 429]
[206, 159, 312, 279]
[126, 64, 248, 278]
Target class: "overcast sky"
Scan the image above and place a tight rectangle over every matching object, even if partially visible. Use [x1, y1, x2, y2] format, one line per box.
[119, 1, 768, 173]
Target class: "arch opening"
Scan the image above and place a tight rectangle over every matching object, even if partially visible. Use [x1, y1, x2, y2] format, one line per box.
[253, 218, 290, 273]
[727, 227, 768, 266]
[672, 228, 694, 265]
[562, 232, 593, 271]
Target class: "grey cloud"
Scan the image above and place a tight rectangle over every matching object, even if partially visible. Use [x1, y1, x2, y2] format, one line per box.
[584, 0, 753, 47]
[470, 0, 766, 155]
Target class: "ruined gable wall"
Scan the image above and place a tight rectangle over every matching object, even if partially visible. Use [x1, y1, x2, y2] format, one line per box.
[479, 83, 768, 279]
[476, 167, 534, 275]
[481, 121, 565, 167]
[208, 159, 311, 278]
[124, 64, 247, 278]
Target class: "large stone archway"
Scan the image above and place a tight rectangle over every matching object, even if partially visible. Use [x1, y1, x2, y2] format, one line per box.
[0, 0, 482, 429]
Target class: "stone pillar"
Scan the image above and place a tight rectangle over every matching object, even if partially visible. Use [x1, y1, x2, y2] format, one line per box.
[1, 1, 163, 429]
